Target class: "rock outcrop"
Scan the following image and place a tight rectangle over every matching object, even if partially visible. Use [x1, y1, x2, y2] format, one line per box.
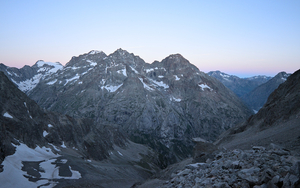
[161, 145, 300, 188]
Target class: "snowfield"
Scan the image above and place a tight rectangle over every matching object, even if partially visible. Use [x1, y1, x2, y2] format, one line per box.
[199, 83, 213, 91]
[3, 112, 13, 119]
[0, 143, 81, 188]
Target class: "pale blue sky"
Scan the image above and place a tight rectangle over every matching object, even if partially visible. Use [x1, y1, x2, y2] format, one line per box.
[1, 0, 299, 77]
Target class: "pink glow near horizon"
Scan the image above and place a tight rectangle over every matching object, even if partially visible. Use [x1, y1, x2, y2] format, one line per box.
[0, 1, 299, 77]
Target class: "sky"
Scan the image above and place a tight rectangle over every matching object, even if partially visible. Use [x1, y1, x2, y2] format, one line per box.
[0, 0, 299, 78]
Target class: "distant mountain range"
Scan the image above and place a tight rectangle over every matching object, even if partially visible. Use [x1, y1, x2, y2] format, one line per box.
[1, 48, 299, 187]
[207, 70, 272, 97]
[216, 69, 300, 152]
[208, 70, 290, 112]
[0, 49, 251, 167]
[241, 72, 290, 112]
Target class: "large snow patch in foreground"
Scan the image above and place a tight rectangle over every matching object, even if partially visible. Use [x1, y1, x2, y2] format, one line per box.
[0, 143, 81, 188]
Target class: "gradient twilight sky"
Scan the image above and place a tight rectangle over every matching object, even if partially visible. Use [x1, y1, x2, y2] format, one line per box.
[0, 0, 299, 77]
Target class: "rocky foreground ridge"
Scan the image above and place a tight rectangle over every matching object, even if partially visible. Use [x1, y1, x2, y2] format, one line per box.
[160, 144, 300, 188]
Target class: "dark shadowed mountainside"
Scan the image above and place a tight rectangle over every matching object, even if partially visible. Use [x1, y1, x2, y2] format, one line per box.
[0, 71, 159, 188]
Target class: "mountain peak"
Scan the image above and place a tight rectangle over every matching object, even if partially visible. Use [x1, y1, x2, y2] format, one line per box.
[162, 53, 189, 64]
[88, 50, 103, 55]
[34, 60, 63, 68]
[111, 48, 130, 57]
[166, 53, 185, 60]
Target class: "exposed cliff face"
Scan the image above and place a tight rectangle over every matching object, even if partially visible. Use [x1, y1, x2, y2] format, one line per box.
[215, 69, 300, 153]
[0, 71, 159, 187]
[19, 49, 251, 167]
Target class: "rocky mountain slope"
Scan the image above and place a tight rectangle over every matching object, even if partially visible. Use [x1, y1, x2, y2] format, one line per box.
[216, 69, 300, 153]
[0, 71, 159, 188]
[136, 69, 300, 188]
[241, 71, 291, 112]
[20, 49, 252, 167]
[207, 70, 271, 97]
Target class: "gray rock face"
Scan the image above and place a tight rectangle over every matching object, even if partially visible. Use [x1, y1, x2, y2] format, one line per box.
[207, 70, 272, 98]
[22, 49, 252, 167]
[160, 145, 300, 188]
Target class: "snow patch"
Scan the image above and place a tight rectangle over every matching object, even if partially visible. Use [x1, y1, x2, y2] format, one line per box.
[0, 143, 62, 188]
[158, 75, 164, 78]
[199, 83, 212, 91]
[49, 143, 60, 152]
[64, 74, 80, 86]
[221, 73, 230, 78]
[174, 75, 180, 80]
[86, 59, 97, 66]
[150, 79, 169, 89]
[72, 147, 78, 150]
[48, 124, 53, 128]
[101, 84, 123, 92]
[61, 142, 67, 148]
[3, 112, 13, 119]
[139, 78, 154, 91]
[46, 79, 57, 85]
[117, 68, 127, 77]
[37, 61, 63, 73]
[145, 68, 154, 73]
[130, 66, 139, 74]
[171, 97, 181, 102]
[43, 131, 49, 137]
[81, 68, 93, 76]
[15, 74, 42, 92]
[89, 50, 102, 55]
[117, 151, 123, 156]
